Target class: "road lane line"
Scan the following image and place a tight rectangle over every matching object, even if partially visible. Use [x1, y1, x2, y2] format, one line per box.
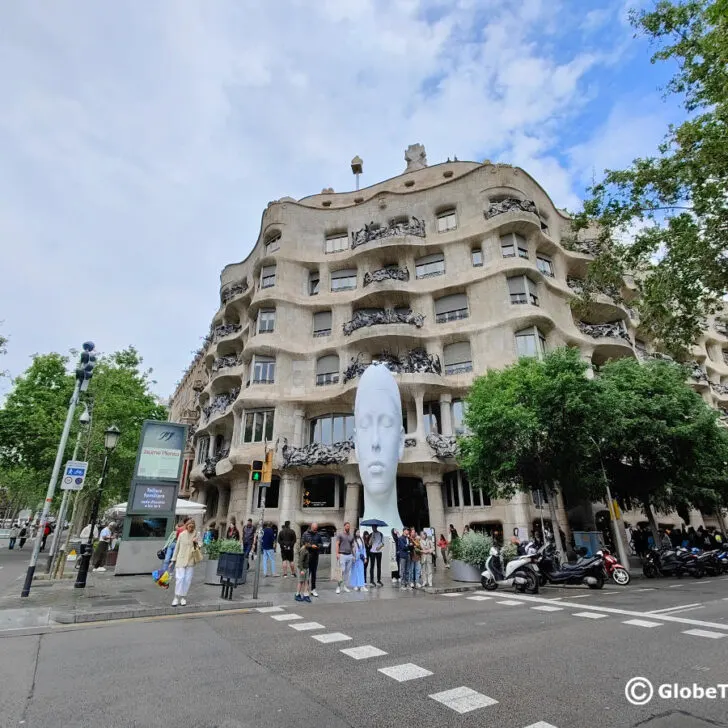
[271, 614, 302, 621]
[256, 606, 285, 613]
[312, 632, 351, 644]
[648, 603, 702, 614]
[682, 629, 725, 640]
[378, 663, 433, 682]
[573, 612, 608, 619]
[341, 645, 388, 660]
[623, 619, 662, 628]
[531, 605, 563, 612]
[496, 600, 525, 606]
[429, 686, 498, 714]
[524, 723, 559, 728]
[466, 595, 492, 601]
[290, 622, 326, 631]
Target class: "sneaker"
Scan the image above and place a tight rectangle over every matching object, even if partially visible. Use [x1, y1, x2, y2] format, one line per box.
[336, 586, 341, 594]
[180, 598, 187, 606]
[343, 586, 351, 593]
[171, 597, 179, 607]
[377, 581, 384, 588]
[311, 590, 319, 597]
[303, 596, 312, 603]
[283, 574, 288, 578]
[361, 586, 369, 592]
[391, 578, 397, 584]
[353, 587, 360, 592]
[93, 567, 106, 572]
[369, 582, 376, 588]
[400, 586, 407, 591]
[295, 594, 303, 602]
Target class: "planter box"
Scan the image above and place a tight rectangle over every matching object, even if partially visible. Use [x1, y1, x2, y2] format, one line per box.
[450, 559, 482, 583]
[217, 552, 247, 585]
[204, 558, 220, 585]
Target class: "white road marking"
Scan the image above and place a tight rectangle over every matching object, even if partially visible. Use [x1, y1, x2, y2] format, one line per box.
[441, 593, 463, 597]
[531, 605, 563, 612]
[341, 645, 388, 660]
[429, 686, 498, 714]
[524, 723, 559, 728]
[270, 614, 302, 622]
[256, 606, 285, 613]
[636, 588, 655, 592]
[648, 603, 702, 614]
[623, 619, 662, 628]
[685, 581, 709, 585]
[497, 600, 525, 606]
[565, 594, 591, 599]
[312, 632, 351, 644]
[573, 612, 608, 619]
[466, 595, 492, 601]
[666, 606, 705, 615]
[378, 663, 433, 682]
[669, 584, 684, 588]
[483, 593, 728, 631]
[290, 622, 326, 631]
[682, 629, 725, 640]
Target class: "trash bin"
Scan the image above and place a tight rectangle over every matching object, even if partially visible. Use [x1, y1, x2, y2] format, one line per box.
[217, 552, 247, 585]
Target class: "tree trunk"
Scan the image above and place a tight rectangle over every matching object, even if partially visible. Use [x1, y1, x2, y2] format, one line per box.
[547, 486, 566, 555]
[643, 500, 660, 548]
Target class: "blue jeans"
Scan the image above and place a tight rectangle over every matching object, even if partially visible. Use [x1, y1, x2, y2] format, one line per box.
[399, 556, 412, 584]
[412, 560, 422, 585]
[162, 543, 175, 573]
[263, 549, 276, 575]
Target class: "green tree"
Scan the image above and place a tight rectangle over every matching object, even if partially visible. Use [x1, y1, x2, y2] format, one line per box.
[573, 0, 728, 356]
[594, 358, 728, 540]
[458, 348, 602, 553]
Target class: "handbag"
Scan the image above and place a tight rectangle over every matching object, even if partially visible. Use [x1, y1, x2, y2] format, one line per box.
[156, 547, 167, 560]
[190, 543, 202, 565]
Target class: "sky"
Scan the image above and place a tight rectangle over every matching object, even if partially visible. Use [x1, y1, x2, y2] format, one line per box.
[0, 0, 685, 401]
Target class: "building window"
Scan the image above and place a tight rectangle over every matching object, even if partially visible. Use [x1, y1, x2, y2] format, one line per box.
[309, 413, 354, 444]
[315, 355, 340, 386]
[451, 399, 468, 435]
[437, 209, 457, 233]
[435, 293, 469, 323]
[255, 475, 280, 508]
[265, 233, 281, 255]
[415, 252, 445, 279]
[472, 248, 483, 267]
[515, 326, 546, 359]
[500, 233, 528, 259]
[261, 265, 276, 289]
[445, 469, 491, 508]
[258, 309, 275, 334]
[331, 268, 357, 292]
[508, 275, 539, 306]
[423, 401, 442, 435]
[196, 436, 210, 464]
[309, 270, 320, 296]
[325, 232, 349, 254]
[536, 255, 553, 277]
[313, 310, 332, 337]
[302, 474, 344, 508]
[242, 409, 275, 443]
[444, 470, 460, 508]
[252, 356, 275, 384]
[443, 341, 473, 375]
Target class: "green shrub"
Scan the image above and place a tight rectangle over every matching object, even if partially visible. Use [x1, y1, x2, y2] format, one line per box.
[499, 542, 518, 565]
[203, 538, 242, 559]
[450, 531, 493, 567]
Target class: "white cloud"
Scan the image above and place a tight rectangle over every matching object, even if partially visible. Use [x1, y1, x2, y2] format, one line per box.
[0, 0, 662, 396]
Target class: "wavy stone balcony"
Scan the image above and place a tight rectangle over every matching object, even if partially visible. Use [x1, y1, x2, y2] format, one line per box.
[687, 361, 708, 384]
[220, 278, 249, 306]
[343, 308, 425, 336]
[202, 389, 239, 423]
[564, 238, 600, 257]
[427, 434, 458, 459]
[342, 348, 441, 384]
[715, 322, 728, 337]
[577, 320, 631, 344]
[213, 323, 242, 341]
[363, 266, 410, 287]
[280, 437, 354, 468]
[567, 277, 620, 301]
[212, 354, 242, 374]
[711, 382, 728, 396]
[351, 217, 426, 250]
[483, 198, 538, 220]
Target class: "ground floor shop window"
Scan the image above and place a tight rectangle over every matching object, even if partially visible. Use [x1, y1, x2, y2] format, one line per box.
[302, 474, 343, 509]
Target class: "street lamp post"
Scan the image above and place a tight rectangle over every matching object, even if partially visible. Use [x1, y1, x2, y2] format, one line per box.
[74, 425, 121, 589]
[589, 436, 631, 569]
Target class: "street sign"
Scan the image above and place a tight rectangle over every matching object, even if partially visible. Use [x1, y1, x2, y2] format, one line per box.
[61, 460, 88, 491]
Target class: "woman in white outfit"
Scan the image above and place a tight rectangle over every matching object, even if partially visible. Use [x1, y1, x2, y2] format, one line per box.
[170, 520, 200, 606]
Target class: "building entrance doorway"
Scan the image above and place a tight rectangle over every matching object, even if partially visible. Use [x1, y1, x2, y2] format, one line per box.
[396, 477, 429, 531]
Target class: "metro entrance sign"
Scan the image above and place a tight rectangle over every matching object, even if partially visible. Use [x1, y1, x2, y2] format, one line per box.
[60, 460, 88, 491]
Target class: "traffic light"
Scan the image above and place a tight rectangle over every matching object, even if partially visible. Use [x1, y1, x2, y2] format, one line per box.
[251, 460, 263, 482]
[262, 450, 274, 485]
[76, 341, 97, 392]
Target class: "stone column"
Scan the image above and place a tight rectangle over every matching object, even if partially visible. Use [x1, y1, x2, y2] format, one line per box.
[504, 491, 531, 543]
[405, 399, 417, 436]
[344, 481, 361, 529]
[425, 480, 446, 541]
[278, 472, 299, 532]
[293, 409, 306, 448]
[413, 388, 426, 440]
[439, 393, 453, 436]
[243, 473, 256, 523]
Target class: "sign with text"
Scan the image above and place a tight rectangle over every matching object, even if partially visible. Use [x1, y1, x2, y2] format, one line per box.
[134, 421, 186, 481]
[61, 460, 88, 491]
[130, 483, 177, 513]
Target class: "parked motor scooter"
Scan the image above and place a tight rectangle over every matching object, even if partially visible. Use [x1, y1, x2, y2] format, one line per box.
[536, 544, 607, 589]
[642, 547, 703, 578]
[692, 548, 723, 576]
[601, 548, 631, 585]
[481, 545, 539, 594]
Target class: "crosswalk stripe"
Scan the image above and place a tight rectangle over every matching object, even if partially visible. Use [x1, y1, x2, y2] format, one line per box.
[623, 619, 662, 628]
[682, 629, 725, 640]
[573, 612, 608, 619]
[429, 686, 498, 714]
[341, 645, 388, 660]
[378, 663, 433, 682]
[531, 605, 563, 612]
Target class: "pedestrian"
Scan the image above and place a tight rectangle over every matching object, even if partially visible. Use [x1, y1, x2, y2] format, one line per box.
[261, 523, 277, 577]
[169, 519, 201, 607]
[295, 539, 312, 603]
[8, 523, 19, 550]
[660, 529, 672, 550]
[335, 521, 356, 595]
[278, 520, 297, 578]
[390, 529, 400, 584]
[18, 524, 28, 549]
[226, 516, 240, 541]
[301, 522, 322, 597]
[349, 529, 368, 591]
[368, 525, 384, 587]
[410, 528, 422, 588]
[420, 530, 434, 587]
[40, 522, 52, 552]
[449, 524, 459, 542]
[397, 528, 412, 590]
[242, 518, 255, 560]
[462, 525, 471, 536]
[438, 533, 449, 568]
[92, 522, 114, 572]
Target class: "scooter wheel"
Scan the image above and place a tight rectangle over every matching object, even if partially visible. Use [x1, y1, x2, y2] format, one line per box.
[692, 567, 705, 579]
[523, 569, 539, 595]
[611, 568, 630, 586]
[539, 573, 547, 588]
[481, 576, 498, 591]
[642, 563, 657, 579]
[588, 575, 605, 590]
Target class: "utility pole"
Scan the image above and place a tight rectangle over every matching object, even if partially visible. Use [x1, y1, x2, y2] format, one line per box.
[251, 446, 273, 600]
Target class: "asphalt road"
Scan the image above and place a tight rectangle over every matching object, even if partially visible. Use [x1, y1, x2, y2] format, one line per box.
[2, 576, 727, 728]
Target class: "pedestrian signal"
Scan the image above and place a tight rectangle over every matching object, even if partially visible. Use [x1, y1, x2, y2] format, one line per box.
[251, 460, 263, 482]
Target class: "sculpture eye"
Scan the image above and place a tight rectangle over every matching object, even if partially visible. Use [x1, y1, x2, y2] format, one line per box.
[358, 414, 372, 429]
[380, 414, 393, 428]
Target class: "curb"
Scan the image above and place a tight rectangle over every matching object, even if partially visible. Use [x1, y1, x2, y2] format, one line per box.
[424, 584, 481, 594]
[51, 599, 272, 625]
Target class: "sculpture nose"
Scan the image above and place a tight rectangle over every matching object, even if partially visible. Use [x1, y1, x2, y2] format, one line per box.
[371, 425, 381, 451]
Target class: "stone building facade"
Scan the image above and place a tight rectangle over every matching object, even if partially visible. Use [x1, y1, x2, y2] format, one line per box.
[173, 146, 728, 540]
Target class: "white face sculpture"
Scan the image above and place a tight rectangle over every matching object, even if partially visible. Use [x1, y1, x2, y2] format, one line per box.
[353, 365, 405, 498]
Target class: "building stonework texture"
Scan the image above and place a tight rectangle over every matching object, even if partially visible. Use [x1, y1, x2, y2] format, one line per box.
[170, 148, 728, 540]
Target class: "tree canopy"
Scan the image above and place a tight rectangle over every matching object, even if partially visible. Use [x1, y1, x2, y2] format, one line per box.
[573, 0, 728, 356]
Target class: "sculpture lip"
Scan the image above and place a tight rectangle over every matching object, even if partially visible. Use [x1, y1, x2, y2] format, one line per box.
[368, 461, 386, 471]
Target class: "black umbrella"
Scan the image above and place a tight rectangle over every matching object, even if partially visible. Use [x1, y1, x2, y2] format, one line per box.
[360, 518, 388, 527]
